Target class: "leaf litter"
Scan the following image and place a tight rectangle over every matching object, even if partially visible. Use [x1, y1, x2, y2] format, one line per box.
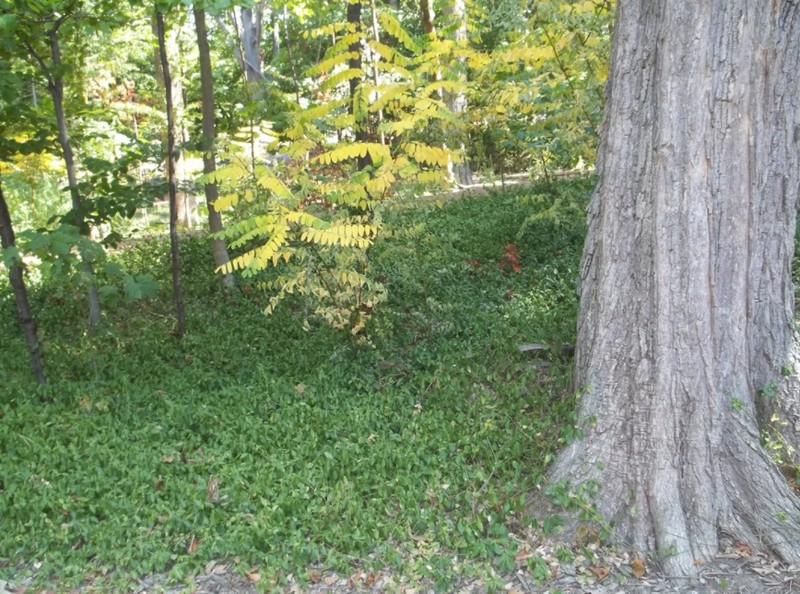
[5, 532, 800, 593]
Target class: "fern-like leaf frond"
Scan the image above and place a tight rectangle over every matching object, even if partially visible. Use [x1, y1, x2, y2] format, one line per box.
[315, 143, 390, 165]
[307, 52, 359, 77]
[378, 12, 419, 53]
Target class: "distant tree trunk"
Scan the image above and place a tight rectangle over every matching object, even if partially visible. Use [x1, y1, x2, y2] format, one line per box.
[419, 0, 435, 35]
[238, 4, 265, 86]
[548, 0, 800, 577]
[368, 0, 385, 145]
[281, 5, 301, 104]
[155, 9, 186, 339]
[0, 179, 46, 385]
[193, 6, 235, 292]
[347, 0, 371, 170]
[215, 3, 265, 97]
[271, 13, 280, 62]
[442, 0, 472, 185]
[151, 15, 193, 230]
[173, 49, 195, 230]
[35, 26, 102, 329]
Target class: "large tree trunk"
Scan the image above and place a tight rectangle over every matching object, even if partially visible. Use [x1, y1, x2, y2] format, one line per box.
[0, 179, 46, 385]
[548, 0, 800, 578]
[155, 9, 186, 339]
[193, 7, 236, 292]
[46, 28, 102, 329]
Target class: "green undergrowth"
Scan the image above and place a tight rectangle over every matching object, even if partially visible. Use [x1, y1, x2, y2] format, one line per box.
[0, 178, 591, 591]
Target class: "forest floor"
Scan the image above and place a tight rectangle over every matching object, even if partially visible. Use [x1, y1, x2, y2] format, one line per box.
[5, 537, 800, 593]
[3, 177, 798, 594]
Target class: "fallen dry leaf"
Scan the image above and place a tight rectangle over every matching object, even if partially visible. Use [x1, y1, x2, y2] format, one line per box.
[363, 572, 378, 587]
[245, 568, 261, 583]
[295, 383, 305, 393]
[186, 535, 201, 554]
[161, 454, 174, 464]
[589, 565, 610, 580]
[348, 569, 362, 588]
[735, 542, 755, 556]
[307, 570, 322, 583]
[154, 475, 164, 491]
[515, 545, 532, 563]
[322, 575, 338, 586]
[207, 475, 219, 503]
[631, 557, 646, 579]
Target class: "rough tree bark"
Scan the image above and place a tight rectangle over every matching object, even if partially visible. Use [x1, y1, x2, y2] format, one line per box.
[155, 9, 186, 339]
[0, 179, 46, 385]
[193, 7, 235, 292]
[548, 0, 800, 577]
[767, 340, 800, 462]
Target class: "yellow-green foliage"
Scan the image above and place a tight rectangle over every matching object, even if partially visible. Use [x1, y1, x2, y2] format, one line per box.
[212, 7, 478, 334]
[467, 0, 613, 174]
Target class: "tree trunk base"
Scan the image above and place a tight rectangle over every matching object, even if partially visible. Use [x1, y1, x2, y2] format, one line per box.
[545, 412, 800, 577]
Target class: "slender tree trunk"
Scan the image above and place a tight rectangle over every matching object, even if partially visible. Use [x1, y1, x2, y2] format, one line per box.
[220, 2, 265, 98]
[0, 179, 46, 385]
[193, 6, 235, 292]
[156, 9, 186, 339]
[419, 0, 435, 35]
[271, 13, 280, 61]
[151, 15, 192, 230]
[548, 0, 800, 577]
[368, 0, 385, 145]
[442, 0, 472, 186]
[239, 4, 265, 85]
[215, 13, 246, 76]
[347, 0, 371, 170]
[174, 41, 195, 230]
[46, 29, 102, 328]
[282, 5, 301, 104]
